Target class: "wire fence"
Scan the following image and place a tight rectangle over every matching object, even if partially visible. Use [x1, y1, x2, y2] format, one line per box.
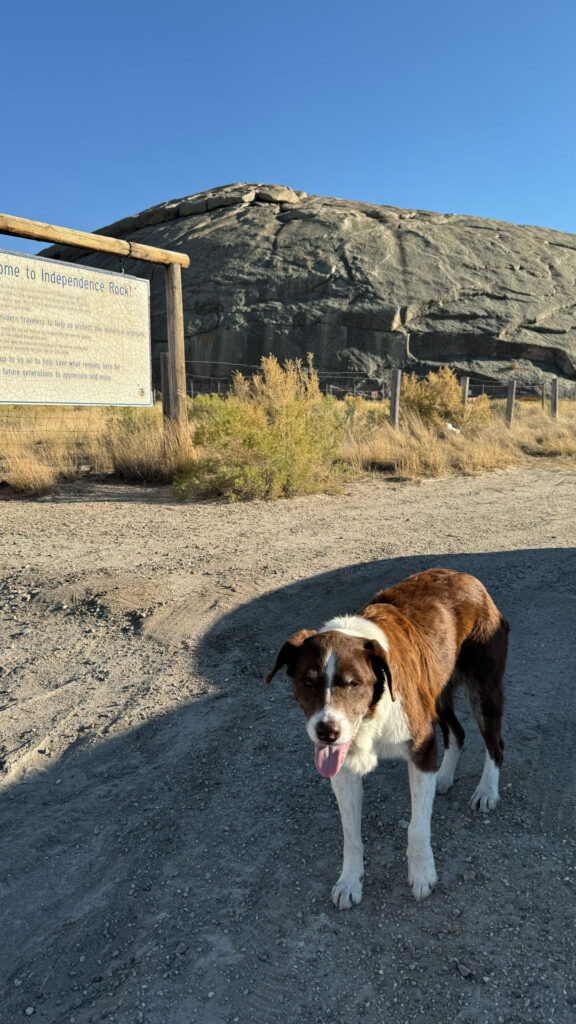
[179, 363, 576, 404]
[1, 362, 575, 459]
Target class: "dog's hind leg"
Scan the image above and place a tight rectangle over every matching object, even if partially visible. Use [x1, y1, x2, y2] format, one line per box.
[459, 621, 507, 812]
[330, 767, 364, 909]
[436, 684, 465, 794]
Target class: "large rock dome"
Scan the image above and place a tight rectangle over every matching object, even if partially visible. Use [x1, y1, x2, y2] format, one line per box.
[41, 183, 576, 391]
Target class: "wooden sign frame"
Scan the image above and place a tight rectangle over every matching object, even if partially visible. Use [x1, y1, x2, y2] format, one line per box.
[0, 213, 190, 428]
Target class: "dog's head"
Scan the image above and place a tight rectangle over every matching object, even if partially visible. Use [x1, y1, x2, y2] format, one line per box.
[266, 628, 392, 777]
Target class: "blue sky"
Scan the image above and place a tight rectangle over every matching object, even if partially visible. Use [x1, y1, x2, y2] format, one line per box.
[1, 0, 574, 257]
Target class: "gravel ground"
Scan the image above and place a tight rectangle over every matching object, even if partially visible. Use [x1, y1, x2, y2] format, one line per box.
[0, 465, 575, 1024]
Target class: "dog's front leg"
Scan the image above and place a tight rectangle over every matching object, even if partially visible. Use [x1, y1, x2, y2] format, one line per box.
[407, 761, 438, 900]
[330, 766, 364, 909]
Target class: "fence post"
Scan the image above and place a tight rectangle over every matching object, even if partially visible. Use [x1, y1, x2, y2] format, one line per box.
[160, 352, 173, 420]
[541, 383, 546, 410]
[505, 379, 516, 426]
[551, 377, 559, 419]
[390, 369, 402, 428]
[165, 263, 187, 432]
[461, 376, 469, 404]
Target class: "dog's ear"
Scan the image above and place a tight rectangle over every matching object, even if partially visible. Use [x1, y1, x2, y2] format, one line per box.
[364, 639, 395, 702]
[266, 629, 317, 683]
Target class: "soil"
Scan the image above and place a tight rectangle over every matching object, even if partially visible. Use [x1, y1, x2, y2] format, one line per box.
[0, 465, 575, 1024]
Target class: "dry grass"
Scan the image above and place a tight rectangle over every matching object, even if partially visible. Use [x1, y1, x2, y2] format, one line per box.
[1, 367, 574, 497]
[88, 408, 194, 483]
[341, 398, 576, 482]
[2, 451, 62, 496]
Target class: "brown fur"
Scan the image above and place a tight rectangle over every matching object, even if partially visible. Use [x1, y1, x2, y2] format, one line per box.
[267, 568, 508, 773]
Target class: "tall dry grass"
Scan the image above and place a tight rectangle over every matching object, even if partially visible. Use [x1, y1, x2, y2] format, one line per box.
[342, 396, 576, 481]
[1, 365, 574, 497]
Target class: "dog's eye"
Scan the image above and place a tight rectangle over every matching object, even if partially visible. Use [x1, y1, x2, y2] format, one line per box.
[304, 677, 319, 688]
[341, 680, 360, 689]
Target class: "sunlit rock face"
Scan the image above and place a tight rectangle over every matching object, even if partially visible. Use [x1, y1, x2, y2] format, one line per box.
[41, 183, 576, 390]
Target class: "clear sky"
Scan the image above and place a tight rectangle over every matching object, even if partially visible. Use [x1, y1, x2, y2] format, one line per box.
[1, 0, 574, 257]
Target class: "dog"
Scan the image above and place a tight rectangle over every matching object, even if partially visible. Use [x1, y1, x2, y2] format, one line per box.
[266, 568, 508, 907]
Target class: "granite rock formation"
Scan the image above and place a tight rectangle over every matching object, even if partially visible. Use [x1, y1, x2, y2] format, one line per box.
[41, 183, 576, 390]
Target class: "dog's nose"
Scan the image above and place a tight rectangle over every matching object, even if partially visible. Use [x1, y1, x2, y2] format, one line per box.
[316, 720, 341, 744]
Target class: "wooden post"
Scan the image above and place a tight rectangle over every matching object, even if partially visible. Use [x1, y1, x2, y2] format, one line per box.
[505, 379, 516, 425]
[461, 376, 469, 404]
[541, 383, 546, 410]
[551, 377, 559, 419]
[165, 263, 187, 431]
[160, 352, 173, 419]
[390, 369, 402, 428]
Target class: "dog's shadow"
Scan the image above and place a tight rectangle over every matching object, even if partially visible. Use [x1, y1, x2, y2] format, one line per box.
[0, 547, 574, 1022]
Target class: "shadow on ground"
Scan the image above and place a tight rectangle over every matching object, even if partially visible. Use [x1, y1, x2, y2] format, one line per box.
[1, 548, 575, 1024]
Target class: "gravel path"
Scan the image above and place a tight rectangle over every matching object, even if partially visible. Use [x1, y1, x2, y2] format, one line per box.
[1, 465, 575, 1024]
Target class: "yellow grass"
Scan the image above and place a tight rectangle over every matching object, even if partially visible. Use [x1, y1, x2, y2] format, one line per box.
[0, 366, 574, 497]
[340, 399, 576, 481]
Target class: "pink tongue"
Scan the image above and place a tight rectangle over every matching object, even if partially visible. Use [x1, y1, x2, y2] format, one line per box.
[314, 739, 352, 778]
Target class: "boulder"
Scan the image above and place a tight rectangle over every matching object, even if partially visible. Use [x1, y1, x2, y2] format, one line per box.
[40, 183, 576, 391]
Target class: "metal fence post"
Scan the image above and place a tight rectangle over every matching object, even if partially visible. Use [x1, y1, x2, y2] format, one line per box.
[461, 376, 469, 404]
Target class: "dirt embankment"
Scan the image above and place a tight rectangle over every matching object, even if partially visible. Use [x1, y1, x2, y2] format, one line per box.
[1, 466, 575, 1024]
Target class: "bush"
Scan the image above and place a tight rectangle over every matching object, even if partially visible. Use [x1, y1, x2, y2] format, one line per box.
[175, 356, 345, 500]
[401, 366, 491, 428]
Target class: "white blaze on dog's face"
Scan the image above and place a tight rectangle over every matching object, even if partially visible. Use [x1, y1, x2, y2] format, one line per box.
[266, 628, 390, 778]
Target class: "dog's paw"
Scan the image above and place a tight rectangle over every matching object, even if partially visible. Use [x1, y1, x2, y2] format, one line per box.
[470, 783, 500, 812]
[408, 855, 437, 901]
[331, 874, 363, 910]
[435, 771, 454, 795]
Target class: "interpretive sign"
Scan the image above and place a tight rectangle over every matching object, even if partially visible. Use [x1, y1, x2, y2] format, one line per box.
[0, 249, 152, 405]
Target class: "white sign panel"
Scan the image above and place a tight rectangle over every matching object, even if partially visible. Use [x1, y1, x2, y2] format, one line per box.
[0, 249, 152, 405]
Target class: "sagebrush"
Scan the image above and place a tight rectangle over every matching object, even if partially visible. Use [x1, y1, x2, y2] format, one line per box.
[1, 363, 574, 497]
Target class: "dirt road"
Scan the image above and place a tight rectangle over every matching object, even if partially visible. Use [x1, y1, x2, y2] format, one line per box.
[1, 466, 575, 1024]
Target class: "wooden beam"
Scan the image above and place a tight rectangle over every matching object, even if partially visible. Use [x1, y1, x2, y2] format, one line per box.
[0, 213, 190, 267]
[165, 263, 187, 428]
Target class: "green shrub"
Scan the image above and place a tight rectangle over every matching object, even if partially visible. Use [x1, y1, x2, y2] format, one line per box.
[175, 356, 345, 500]
[401, 366, 491, 428]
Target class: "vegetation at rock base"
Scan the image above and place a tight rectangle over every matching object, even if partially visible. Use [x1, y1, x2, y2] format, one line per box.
[1, 361, 574, 498]
[174, 356, 345, 500]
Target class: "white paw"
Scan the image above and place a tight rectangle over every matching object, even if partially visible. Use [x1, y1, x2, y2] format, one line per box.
[436, 771, 454, 795]
[331, 873, 363, 909]
[408, 856, 438, 900]
[470, 784, 500, 812]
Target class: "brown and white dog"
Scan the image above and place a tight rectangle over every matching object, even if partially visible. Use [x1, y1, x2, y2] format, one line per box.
[266, 568, 508, 908]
